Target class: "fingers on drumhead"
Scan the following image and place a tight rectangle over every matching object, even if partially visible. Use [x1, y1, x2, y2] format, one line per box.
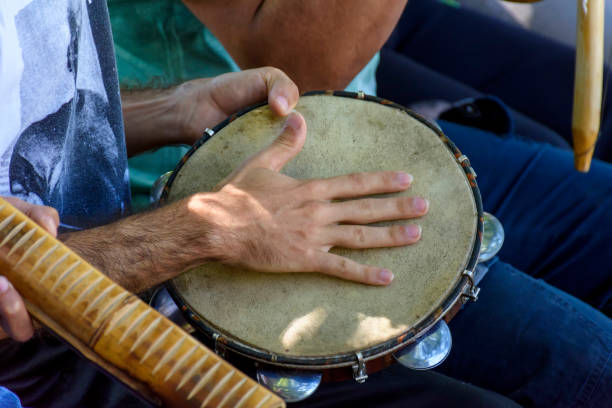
[0, 276, 34, 342]
[316, 253, 394, 286]
[312, 171, 414, 200]
[326, 196, 429, 225]
[326, 224, 422, 249]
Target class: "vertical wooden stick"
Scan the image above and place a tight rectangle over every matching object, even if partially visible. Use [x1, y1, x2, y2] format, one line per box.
[572, 0, 605, 172]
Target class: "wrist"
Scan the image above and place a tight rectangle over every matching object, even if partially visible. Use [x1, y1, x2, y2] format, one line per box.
[59, 198, 225, 293]
[172, 78, 217, 144]
[121, 87, 187, 154]
[175, 192, 230, 267]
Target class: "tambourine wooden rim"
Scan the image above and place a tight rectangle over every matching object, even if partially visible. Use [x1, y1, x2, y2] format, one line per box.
[159, 90, 484, 369]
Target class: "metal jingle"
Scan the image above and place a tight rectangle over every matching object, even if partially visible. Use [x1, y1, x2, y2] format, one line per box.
[478, 212, 505, 263]
[256, 367, 322, 403]
[149, 171, 173, 203]
[149, 286, 192, 332]
[393, 320, 452, 370]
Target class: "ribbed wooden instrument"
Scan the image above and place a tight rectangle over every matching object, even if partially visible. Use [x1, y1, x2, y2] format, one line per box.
[0, 197, 284, 408]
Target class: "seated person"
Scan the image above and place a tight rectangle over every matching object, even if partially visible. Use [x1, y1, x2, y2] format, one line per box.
[107, 1, 612, 407]
[0, 2, 521, 407]
[110, 0, 612, 160]
[0, 2, 610, 408]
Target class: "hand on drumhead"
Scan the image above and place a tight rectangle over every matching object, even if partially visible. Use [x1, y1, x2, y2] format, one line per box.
[176, 67, 299, 143]
[186, 112, 429, 286]
[0, 197, 59, 342]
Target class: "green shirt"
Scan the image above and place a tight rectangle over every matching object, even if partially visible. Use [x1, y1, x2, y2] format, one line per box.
[109, 0, 378, 93]
[108, 0, 379, 209]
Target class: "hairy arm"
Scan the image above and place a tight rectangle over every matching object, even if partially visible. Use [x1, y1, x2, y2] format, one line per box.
[182, 0, 407, 91]
[60, 199, 216, 294]
[121, 86, 186, 156]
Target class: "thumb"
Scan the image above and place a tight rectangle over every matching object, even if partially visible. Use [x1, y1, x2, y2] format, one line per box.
[241, 111, 307, 172]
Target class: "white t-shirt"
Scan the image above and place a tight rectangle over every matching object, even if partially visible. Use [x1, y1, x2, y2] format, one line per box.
[0, 0, 130, 230]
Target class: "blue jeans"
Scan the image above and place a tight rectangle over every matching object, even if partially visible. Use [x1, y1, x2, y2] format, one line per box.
[439, 259, 612, 408]
[422, 121, 612, 407]
[377, 0, 612, 162]
[440, 121, 612, 315]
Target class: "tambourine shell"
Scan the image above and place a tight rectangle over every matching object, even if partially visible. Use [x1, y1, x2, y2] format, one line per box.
[162, 92, 483, 368]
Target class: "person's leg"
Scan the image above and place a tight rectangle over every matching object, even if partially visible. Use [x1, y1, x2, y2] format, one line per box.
[292, 260, 612, 408]
[437, 259, 612, 408]
[376, 48, 570, 150]
[384, 0, 612, 162]
[439, 120, 612, 315]
[0, 335, 151, 408]
[292, 362, 521, 408]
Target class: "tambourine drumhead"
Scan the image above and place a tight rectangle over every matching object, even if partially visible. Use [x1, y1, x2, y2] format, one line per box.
[165, 93, 479, 362]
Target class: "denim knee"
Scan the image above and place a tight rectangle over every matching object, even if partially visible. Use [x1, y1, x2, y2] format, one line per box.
[436, 261, 612, 407]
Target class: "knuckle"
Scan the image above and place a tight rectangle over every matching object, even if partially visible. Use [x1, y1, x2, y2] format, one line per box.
[365, 267, 381, 284]
[396, 196, 413, 214]
[265, 66, 282, 76]
[389, 226, 401, 243]
[382, 171, 395, 187]
[34, 206, 59, 224]
[302, 180, 322, 197]
[262, 66, 288, 84]
[303, 247, 319, 263]
[2, 302, 21, 318]
[303, 201, 326, 220]
[45, 206, 59, 220]
[259, 66, 274, 78]
[357, 199, 373, 212]
[337, 257, 349, 273]
[390, 225, 407, 244]
[301, 224, 321, 242]
[352, 226, 367, 243]
[348, 172, 367, 189]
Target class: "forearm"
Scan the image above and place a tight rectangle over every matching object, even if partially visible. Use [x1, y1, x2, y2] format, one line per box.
[59, 198, 217, 293]
[183, 0, 407, 91]
[121, 86, 200, 156]
[122, 69, 299, 155]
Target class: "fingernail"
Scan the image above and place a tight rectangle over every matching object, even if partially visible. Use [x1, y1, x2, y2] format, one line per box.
[403, 224, 422, 239]
[396, 172, 413, 186]
[0, 276, 9, 293]
[283, 112, 302, 132]
[413, 198, 429, 213]
[378, 269, 394, 284]
[276, 96, 289, 113]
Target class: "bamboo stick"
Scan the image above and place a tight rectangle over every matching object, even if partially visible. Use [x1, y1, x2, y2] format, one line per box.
[572, 0, 605, 172]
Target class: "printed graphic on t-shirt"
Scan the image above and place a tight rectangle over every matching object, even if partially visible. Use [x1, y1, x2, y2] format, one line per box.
[0, 0, 129, 229]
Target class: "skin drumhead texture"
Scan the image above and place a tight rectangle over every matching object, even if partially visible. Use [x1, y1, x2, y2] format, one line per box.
[167, 95, 477, 357]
